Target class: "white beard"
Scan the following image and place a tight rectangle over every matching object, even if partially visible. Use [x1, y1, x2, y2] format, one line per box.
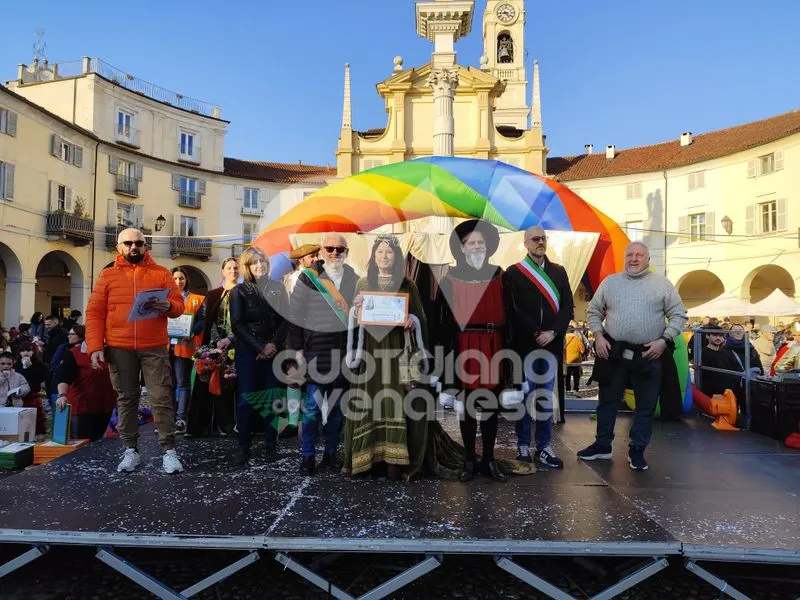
[324, 262, 344, 276]
[465, 252, 486, 270]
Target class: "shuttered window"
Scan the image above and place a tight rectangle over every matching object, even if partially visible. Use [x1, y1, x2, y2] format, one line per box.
[0, 108, 18, 136]
[0, 162, 14, 200]
[747, 151, 784, 178]
[50, 134, 83, 167]
[688, 171, 705, 191]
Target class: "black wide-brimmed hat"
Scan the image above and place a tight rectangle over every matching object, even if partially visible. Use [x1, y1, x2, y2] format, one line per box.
[450, 219, 500, 258]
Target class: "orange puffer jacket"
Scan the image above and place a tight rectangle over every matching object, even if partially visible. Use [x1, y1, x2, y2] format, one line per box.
[86, 253, 185, 354]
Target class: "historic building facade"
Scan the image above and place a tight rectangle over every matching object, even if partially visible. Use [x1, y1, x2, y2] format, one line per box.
[0, 59, 332, 325]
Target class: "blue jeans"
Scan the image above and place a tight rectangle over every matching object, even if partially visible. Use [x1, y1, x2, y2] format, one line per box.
[170, 353, 192, 420]
[515, 351, 555, 450]
[235, 344, 280, 451]
[300, 382, 344, 458]
[596, 354, 662, 448]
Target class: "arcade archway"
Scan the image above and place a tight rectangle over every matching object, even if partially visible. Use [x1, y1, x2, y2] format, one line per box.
[742, 265, 795, 303]
[676, 270, 724, 308]
[35, 251, 85, 318]
[0, 242, 24, 326]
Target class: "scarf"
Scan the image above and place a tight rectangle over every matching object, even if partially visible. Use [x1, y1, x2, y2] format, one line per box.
[514, 255, 560, 313]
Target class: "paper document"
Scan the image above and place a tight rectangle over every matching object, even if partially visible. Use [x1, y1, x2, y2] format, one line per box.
[128, 289, 170, 322]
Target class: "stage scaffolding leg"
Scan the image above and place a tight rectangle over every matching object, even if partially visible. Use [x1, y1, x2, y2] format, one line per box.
[684, 560, 751, 600]
[495, 555, 669, 600]
[275, 552, 442, 600]
[0, 544, 48, 578]
[96, 547, 260, 600]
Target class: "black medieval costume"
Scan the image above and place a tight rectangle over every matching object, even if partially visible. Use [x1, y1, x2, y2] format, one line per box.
[433, 220, 511, 482]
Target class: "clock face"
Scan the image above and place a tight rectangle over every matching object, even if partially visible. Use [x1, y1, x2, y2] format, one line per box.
[496, 3, 516, 24]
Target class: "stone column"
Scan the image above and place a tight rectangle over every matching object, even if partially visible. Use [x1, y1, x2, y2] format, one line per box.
[428, 69, 459, 157]
[3, 277, 36, 327]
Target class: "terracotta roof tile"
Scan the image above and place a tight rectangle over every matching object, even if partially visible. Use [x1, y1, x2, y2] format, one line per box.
[223, 158, 335, 184]
[547, 109, 800, 181]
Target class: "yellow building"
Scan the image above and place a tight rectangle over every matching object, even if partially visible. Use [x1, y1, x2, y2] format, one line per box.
[0, 58, 333, 326]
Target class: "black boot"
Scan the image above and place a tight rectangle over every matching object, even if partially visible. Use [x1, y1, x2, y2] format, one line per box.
[298, 456, 315, 476]
[459, 460, 476, 483]
[235, 448, 250, 467]
[320, 452, 342, 473]
[264, 444, 279, 464]
[279, 425, 298, 439]
[479, 460, 508, 483]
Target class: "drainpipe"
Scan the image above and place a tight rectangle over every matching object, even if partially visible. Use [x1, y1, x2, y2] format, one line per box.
[90, 140, 101, 290]
[663, 170, 668, 278]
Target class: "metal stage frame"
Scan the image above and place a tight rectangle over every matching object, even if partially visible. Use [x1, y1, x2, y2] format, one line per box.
[0, 414, 797, 599]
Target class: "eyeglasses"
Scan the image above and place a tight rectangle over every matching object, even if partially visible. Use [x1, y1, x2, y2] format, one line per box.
[323, 246, 348, 254]
[121, 240, 145, 248]
[526, 236, 547, 243]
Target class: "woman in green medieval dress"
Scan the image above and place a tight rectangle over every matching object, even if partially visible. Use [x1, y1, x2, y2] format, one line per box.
[343, 236, 465, 480]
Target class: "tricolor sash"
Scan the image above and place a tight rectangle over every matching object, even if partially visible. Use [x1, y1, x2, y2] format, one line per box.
[515, 256, 561, 313]
[303, 268, 349, 326]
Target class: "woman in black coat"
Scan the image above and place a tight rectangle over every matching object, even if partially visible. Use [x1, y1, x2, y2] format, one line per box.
[230, 247, 289, 466]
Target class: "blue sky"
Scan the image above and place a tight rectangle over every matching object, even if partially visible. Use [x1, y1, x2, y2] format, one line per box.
[2, 0, 798, 166]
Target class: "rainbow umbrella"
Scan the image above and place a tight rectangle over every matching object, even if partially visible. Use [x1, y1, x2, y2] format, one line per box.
[254, 157, 629, 290]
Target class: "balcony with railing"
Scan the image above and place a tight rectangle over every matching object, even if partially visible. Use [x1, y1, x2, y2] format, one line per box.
[241, 204, 263, 216]
[178, 145, 202, 165]
[115, 125, 140, 148]
[178, 191, 201, 209]
[115, 174, 139, 197]
[105, 225, 152, 250]
[46, 211, 94, 246]
[170, 236, 212, 259]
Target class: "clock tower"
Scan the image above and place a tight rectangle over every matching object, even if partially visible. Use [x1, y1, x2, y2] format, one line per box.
[482, 0, 528, 129]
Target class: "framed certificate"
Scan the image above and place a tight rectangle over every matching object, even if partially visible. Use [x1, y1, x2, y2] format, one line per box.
[358, 292, 409, 326]
[167, 314, 194, 338]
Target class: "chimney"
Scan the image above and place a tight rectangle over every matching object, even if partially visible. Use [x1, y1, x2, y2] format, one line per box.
[585, 144, 593, 155]
[298, 160, 302, 166]
[680, 131, 693, 147]
[82, 56, 91, 74]
[605, 145, 616, 160]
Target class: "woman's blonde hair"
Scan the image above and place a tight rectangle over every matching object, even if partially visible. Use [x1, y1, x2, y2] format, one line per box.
[238, 247, 270, 283]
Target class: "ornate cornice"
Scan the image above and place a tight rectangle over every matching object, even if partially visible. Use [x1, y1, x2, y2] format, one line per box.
[415, 1, 475, 42]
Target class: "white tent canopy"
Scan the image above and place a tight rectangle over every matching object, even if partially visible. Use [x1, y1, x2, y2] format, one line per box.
[291, 229, 600, 295]
[748, 288, 800, 317]
[686, 292, 754, 318]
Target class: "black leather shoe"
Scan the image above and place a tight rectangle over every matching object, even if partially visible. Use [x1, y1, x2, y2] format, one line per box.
[298, 456, 315, 476]
[234, 448, 250, 466]
[459, 460, 476, 483]
[279, 425, 298, 439]
[481, 460, 509, 483]
[320, 452, 342, 473]
[264, 445, 279, 463]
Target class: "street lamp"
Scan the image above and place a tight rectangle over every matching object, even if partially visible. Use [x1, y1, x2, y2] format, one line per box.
[721, 215, 733, 235]
[155, 214, 166, 232]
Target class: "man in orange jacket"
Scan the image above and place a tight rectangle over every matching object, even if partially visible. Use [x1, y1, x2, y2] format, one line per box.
[85, 228, 185, 474]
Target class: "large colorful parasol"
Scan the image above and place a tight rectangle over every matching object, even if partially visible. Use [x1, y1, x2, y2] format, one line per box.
[253, 157, 629, 290]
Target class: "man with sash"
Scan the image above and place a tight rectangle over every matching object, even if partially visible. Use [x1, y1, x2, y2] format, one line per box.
[506, 225, 574, 468]
[289, 233, 359, 475]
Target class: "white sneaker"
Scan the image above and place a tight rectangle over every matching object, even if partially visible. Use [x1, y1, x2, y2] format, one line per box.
[163, 450, 184, 474]
[117, 448, 141, 473]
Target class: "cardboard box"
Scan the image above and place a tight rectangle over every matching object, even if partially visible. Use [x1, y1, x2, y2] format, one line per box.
[0, 407, 37, 443]
[0, 442, 35, 470]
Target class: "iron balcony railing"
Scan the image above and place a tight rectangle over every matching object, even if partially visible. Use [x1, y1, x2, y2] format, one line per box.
[115, 174, 139, 196]
[46, 212, 94, 246]
[178, 145, 202, 164]
[115, 125, 140, 148]
[178, 191, 201, 209]
[170, 236, 212, 259]
[105, 225, 152, 249]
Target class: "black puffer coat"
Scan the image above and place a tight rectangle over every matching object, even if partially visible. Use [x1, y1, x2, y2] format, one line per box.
[230, 279, 289, 353]
[288, 261, 358, 381]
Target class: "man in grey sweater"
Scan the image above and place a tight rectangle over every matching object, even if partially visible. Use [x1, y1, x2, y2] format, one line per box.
[578, 242, 687, 470]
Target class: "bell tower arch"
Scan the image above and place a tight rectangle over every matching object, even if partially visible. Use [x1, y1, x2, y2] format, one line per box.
[482, 0, 528, 129]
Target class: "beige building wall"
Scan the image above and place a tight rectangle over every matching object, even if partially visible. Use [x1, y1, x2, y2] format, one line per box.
[566, 133, 800, 314]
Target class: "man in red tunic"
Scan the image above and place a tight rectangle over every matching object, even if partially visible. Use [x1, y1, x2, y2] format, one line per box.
[434, 220, 508, 483]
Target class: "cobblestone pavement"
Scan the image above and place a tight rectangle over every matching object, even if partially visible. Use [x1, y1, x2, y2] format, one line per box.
[1, 544, 798, 598]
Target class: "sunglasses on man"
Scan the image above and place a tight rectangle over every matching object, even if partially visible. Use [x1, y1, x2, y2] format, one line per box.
[323, 246, 348, 254]
[526, 235, 547, 243]
[121, 240, 146, 248]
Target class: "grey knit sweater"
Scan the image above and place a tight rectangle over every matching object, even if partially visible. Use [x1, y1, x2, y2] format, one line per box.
[587, 270, 687, 345]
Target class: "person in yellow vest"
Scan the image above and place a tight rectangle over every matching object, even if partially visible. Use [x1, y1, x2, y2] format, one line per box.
[564, 326, 585, 393]
[170, 267, 205, 435]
